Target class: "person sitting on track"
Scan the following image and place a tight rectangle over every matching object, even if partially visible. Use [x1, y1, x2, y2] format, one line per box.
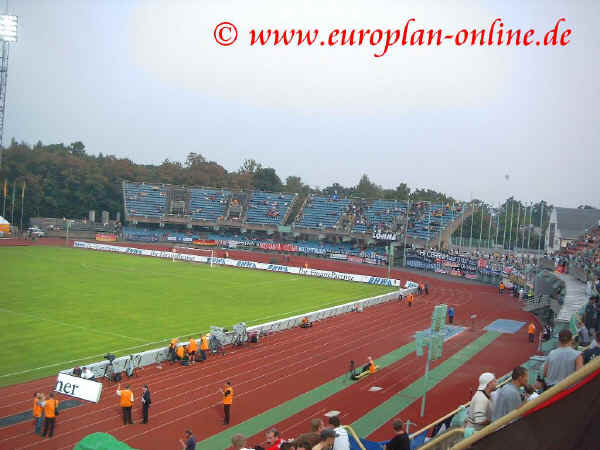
[300, 317, 313, 328]
[352, 356, 376, 379]
[176, 344, 187, 362]
[168, 338, 178, 364]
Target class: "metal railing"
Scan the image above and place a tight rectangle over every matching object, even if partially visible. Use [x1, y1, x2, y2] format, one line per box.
[450, 357, 600, 449]
[408, 376, 512, 442]
[343, 425, 367, 450]
[417, 428, 465, 450]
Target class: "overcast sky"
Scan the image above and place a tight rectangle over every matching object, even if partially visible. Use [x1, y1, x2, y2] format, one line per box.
[5, 0, 599, 207]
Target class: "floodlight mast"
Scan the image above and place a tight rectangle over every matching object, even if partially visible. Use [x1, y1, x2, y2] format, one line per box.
[0, 14, 18, 169]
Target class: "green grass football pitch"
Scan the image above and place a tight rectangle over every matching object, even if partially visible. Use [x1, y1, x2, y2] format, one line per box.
[0, 246, 394, 387]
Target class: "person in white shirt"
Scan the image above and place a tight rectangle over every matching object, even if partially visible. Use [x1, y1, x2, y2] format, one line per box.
[465, 372, 497, 431]
[230, 433, 252, 450]
[328, 415, 350, 450]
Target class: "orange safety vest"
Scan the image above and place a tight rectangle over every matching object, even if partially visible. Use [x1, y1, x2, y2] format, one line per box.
[408, 294, 414, 304]
[223, 386, 233, 405]
[499, 282, 504, 289]
[176, 346, 185, 359]
[369, 362, 376, 374]
[33, 398, 43, 418]
[200, 336, 209, 351]
[189, 339, 198, 352]
[120, 389, 133, 408]
[44, 399, 59, 418]
[528, 323, 535, 334]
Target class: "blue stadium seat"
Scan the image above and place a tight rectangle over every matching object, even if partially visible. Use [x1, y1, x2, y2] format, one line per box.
[123, 182, 167, 218]
[189, 188, 230, 221]
[245, 191, 295, 225]
[296, 195, 350, 229]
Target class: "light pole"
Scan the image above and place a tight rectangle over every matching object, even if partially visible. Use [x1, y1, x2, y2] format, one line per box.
[65, 220, 73, 246]
[0, 14, 18, 169]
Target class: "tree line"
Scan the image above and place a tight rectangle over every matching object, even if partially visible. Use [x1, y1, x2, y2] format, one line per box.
[0, 140, 553, 239]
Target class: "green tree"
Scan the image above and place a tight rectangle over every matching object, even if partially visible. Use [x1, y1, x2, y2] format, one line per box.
[253, 167, 283, 192]
[239, 158, 261, 174]
[355, 174, 382, 199]
[322, 182, 354, 197]
[185, 152, 206, 167]
[285, 176, 309, 193]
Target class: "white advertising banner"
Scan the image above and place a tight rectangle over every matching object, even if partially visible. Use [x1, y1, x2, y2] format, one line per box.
[74, 241, 401, 287]
[55, 373, 103, 403]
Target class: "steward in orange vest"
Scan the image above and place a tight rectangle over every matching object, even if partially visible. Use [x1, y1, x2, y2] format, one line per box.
[33, 392, 44, 435]
[176, 345, 186, 361]
[368, 357, 376, 374]
[528, 323, 536, 343]
[188, 337, 198, 364]
[200, 335, 209, 361]
[221, 381, 233, 425]
[41, 393, 59, 437]
[116, 384, 134, 425]
[408, 294, 414, 307]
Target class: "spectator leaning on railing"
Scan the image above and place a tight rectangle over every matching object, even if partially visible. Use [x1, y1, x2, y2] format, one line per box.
[576, 331, 600, 368]
[465, 372, 497, 431]
[491, 366, 528, 422]
[544, 329, 580, 389]
[384, 419, 410, 450]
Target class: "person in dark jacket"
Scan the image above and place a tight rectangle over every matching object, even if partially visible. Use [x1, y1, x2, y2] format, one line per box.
[141, 385, 151, 424]
[385, 419, 410, 450]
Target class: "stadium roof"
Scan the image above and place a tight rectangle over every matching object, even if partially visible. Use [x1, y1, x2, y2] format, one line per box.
[555, 207, 600, 240]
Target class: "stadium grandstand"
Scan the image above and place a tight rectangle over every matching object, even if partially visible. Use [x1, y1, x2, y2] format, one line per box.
[1, 2, 596, 448]
[119, 181, 466, 251]
[4, 191, 599, 449]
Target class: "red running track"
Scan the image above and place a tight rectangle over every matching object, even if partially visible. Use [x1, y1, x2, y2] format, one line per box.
[244, 289, 539, 448]
[0, 240, 540, 449]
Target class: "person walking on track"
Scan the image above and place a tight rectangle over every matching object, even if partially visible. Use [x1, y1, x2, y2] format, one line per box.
[220, 381, 233, 425]
[40, 393, 59, 438]
[141, 385, 151, 424]
[116, 384, 134, 425]
[448, 306, 455, 324]
[408, 293, 414, 307]
[528, 322, 536, 343]
[499, 281, 505, 295]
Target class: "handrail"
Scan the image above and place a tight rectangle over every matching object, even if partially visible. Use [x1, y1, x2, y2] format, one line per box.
[416, 428, 466, 450]
[409, 375, 512, 440]
[343, 425, 367, 450]
[452, 356, 600, 449]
